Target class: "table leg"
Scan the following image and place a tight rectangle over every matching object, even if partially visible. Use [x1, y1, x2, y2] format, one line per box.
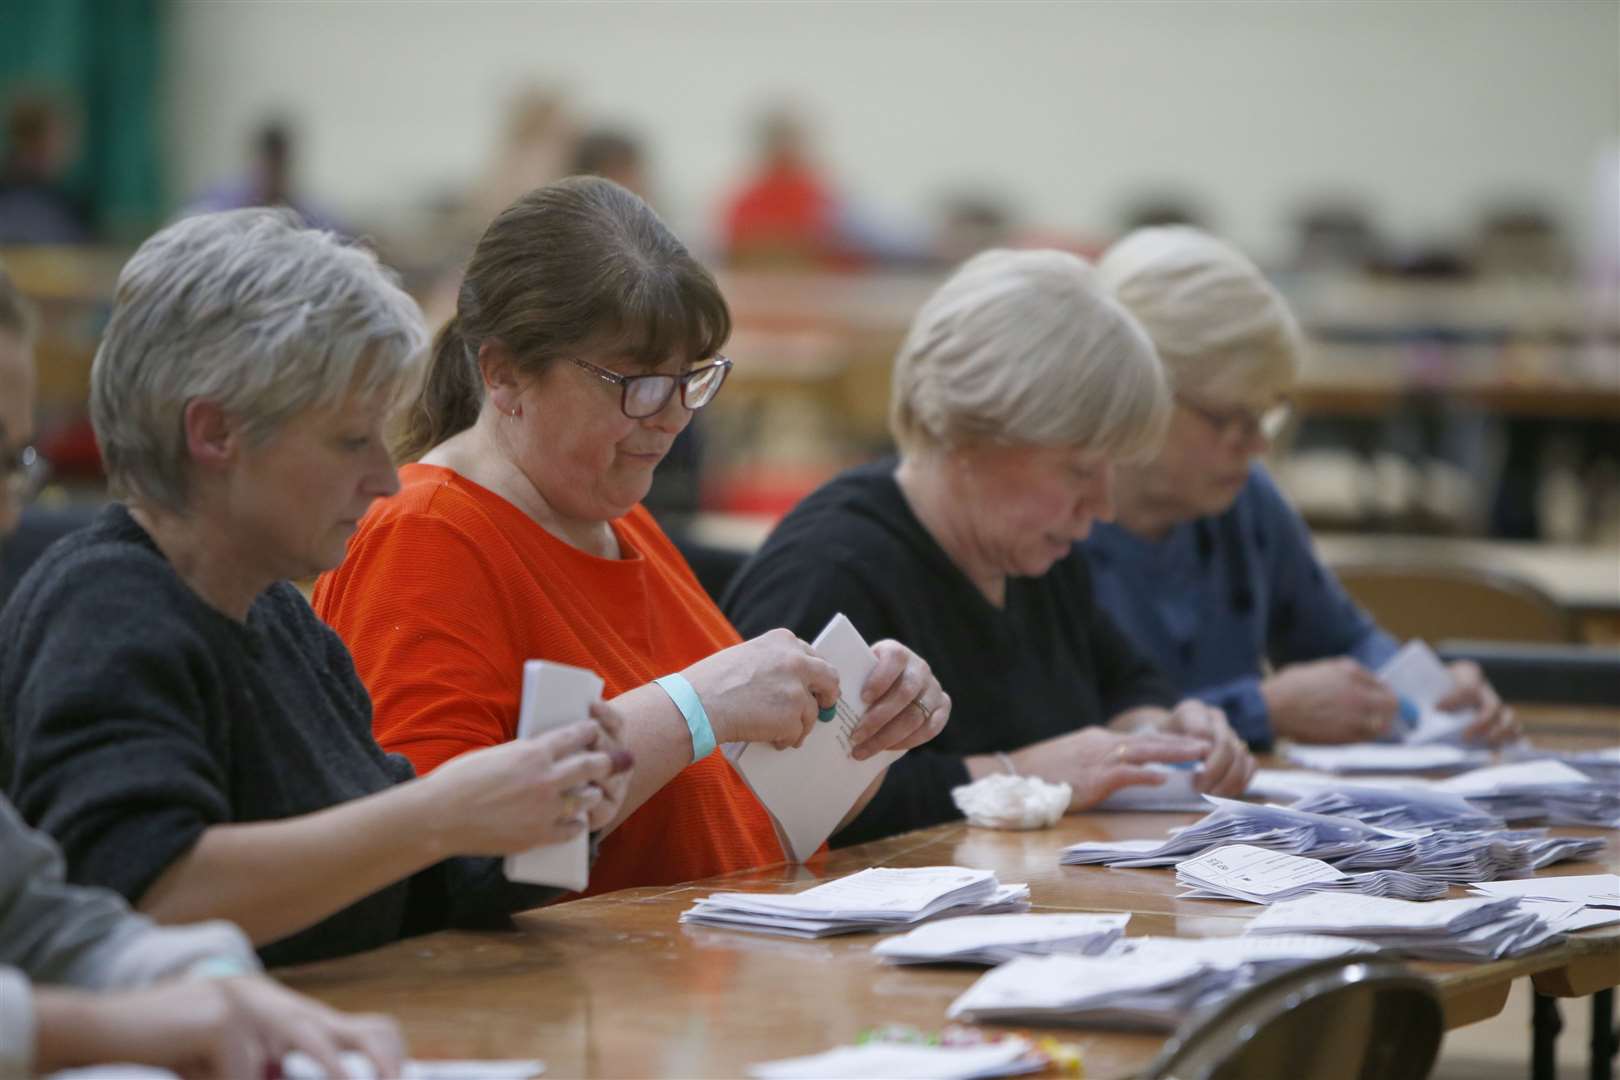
[1593, 988, 1616, 1080]
[1536, 992, 1564, 1080]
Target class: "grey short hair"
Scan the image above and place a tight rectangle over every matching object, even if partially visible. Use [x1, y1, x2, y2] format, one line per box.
[1095, 226, 1303, 400]
[890, 248, 1169, 459]
[90, 208, 428, 511]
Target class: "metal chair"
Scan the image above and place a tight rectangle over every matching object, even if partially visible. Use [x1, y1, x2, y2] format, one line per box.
[1332, 562, 1575, 645]
[1141, 956, 1444, 1080]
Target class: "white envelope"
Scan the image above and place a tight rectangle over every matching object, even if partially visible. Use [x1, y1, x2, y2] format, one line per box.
[502, 660, 602, 891]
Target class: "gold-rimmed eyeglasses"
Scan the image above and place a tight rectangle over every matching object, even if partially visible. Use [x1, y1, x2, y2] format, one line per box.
[569, 356, 733, 420]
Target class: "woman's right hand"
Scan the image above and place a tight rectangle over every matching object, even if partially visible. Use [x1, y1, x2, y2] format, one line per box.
[1006, 727, 1214, 812]
[423, 720, 618, 855]
[1262, 658, 1400, 744]
[34, 976, 403, 1080]
[680, 628, 841, 749]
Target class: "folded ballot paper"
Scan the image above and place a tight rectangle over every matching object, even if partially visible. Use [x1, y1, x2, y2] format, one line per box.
[945, 935, 1377, 1030]
[728, 614, 902, 862]
[1288, 783, 1505, 832]
[872, 912, 1130, 965]
[1509, 744, 1620, 783]
[1175, 844, 1447, 904]
[1468, 874, 1620, 933]
[1436, 759, 1620, 828]
[680, 866, 1030, 938]
[749, 1038, 1042, 1080]
[1245, 893, 1566, 961]
[1378, 640, 1478, 745]
[503, 660, 602, 892]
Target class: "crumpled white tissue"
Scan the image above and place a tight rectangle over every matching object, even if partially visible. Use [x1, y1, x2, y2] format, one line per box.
[951, 773, 1071, 830]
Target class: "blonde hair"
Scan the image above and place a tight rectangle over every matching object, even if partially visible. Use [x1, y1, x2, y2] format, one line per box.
[1095, 226, 1302, 401]
[889, 248, 1168, 460]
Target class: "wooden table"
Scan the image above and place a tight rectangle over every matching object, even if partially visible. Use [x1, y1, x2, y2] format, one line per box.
[279, 728, 1620, 1078]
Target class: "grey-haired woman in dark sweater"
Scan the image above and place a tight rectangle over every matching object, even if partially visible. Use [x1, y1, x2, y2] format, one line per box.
[0, 210, 631, 967]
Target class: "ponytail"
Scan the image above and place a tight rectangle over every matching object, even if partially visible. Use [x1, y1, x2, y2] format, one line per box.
[393, 314, 483, 462]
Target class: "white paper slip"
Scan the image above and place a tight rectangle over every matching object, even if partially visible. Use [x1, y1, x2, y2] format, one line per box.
[1520, 899, 1620, 933]
[730, 614, 902, 861]
[872, 912, 1130, 964]
[503, 660, 602, 891]
[1110, 933, 1381, 970]
[1244, 768, 1346, 803]
[1468, 874, 1620, 906]
[1436, 759, 1595, 797]
[1379, 640, 1456, 708]
[1095, 763, 1207, 811]
[748, 1039, 1041, 1080]
[946, 952, 1209, 1026]
[286, 1053, 545, 1080]
[1284, 742, 1486, 774]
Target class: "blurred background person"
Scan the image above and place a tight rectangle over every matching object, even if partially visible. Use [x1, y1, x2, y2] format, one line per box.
[0, 90, 89, 245]
[186, 118, 348, 235]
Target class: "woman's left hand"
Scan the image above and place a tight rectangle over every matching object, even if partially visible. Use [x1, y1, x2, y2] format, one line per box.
[1439, 661, 1520, 746]
[1154, 699, 1255, 796]
[837, 640, 951, 761]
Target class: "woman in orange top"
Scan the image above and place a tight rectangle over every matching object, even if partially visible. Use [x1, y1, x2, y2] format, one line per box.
[315, 177, 950, 894]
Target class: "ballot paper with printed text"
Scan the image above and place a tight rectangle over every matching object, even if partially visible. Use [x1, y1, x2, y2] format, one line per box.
[503, 660, 601, 892]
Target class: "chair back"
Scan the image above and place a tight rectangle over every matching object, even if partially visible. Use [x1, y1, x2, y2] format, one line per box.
[1142, 956, 1443, 1080]
[1332, 562, 1575, 644]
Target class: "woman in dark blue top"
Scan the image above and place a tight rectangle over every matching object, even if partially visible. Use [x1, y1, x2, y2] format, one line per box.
[1085, 226, 1517, 749]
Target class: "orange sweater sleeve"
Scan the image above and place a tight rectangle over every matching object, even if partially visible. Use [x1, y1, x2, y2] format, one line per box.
[314, 512, 525, 775]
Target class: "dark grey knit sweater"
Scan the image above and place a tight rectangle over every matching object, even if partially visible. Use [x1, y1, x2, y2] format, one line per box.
[0, 504, 555, 967]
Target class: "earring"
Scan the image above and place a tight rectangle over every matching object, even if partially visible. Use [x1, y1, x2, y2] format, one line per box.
[509, 406, 522, 419]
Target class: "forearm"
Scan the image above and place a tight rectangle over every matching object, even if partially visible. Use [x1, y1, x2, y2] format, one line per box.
[31, 988, 123, 1074]
[137, 781, 448, 947]
[597, 683, 699, 832]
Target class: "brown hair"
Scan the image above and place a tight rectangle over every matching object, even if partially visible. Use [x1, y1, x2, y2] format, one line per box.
[395, 176, 730, 461]
[0, 263, 37, 342]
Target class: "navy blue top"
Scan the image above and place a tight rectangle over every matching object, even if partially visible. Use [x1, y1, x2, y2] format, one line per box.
[1083, 465, 1398, 749]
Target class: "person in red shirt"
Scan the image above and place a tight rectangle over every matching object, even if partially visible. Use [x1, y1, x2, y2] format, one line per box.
[315, 177, 949, 895]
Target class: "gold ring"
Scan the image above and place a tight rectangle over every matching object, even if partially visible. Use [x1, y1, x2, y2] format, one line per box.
[561, 794, 582, 819]
[1113, 744, 1128, 763]
[907, 698, 934, 722]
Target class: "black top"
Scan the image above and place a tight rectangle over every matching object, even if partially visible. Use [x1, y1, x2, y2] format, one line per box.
[721, 458, 1175, 846]
[0, 504, 554, 967]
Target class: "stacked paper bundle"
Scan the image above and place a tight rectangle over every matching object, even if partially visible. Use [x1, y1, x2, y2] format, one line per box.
[1175, 845, 1447, 903]
[1510, 745, 1620, 783]
[680, 867, 1029, 939]
[1244, 894, 1568, 961]
[872, 912, 1130, 965]
[1334, 828, 1605, 883]
[1468, 874, 1620, 933]
[1436, 760, 1620, 828]
[1289, 783, 1504, 832]
[1060, 797, 1406, 868]
[945, 935, 1377, 1029]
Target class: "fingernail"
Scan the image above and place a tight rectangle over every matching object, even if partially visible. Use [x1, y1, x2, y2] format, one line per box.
[818, 705, 838, 723]
[609, 750, 634, 774]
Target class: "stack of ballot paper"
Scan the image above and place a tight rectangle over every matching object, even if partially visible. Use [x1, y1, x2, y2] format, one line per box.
[1060, 796, 1408, 868]
[1469, 874, 1620, 933]
[1245, 894, 1566, 961]
[1175, 845, 1446, 903]
[680, 867, 1029, 939]
[1510, 744, 1620, 782]
[1335, 827, 1604, 883]
[945, 935, 1377, 1029]
[1436, 760, 1620, 828]
[1283, 742, 1488, 774]
[1288, 783, 1505, 831]
[872, 912, 1130, 965]
[749, 1038, 1042, 1080]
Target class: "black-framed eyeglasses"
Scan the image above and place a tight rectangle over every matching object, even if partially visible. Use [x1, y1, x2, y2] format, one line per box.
[3, 444, 50, 504]
[1176, 395, 1293, 444]
[568, 355, 733, 419]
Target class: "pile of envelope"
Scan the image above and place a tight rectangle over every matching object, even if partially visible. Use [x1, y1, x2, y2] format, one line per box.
[1245, 893, 1567, 961]
[680, 866, 1029, 939]
[1175, 844, 1447, 903]
[872, 912, 1130, 965]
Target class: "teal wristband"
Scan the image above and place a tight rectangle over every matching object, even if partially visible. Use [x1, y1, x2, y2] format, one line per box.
[187, 956, 255, 980]
[655, 673, 716, 763]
